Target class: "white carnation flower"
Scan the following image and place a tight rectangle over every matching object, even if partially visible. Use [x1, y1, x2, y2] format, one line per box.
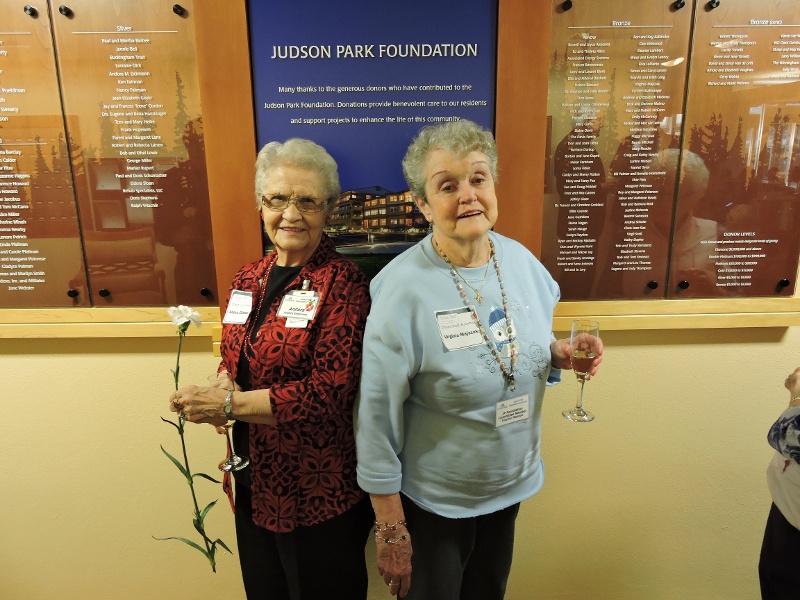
[167, 305, 202, 330]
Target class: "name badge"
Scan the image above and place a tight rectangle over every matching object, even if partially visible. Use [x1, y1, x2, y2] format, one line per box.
[222, 290, 253, 324]
[277, 290, 320, 323]
[496, 394, 530, 428]
[435, 307, 483, 351]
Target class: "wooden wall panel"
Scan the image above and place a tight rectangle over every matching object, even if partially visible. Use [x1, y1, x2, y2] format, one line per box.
[193, 0, 262, 317]
[495, 0, 551, 255]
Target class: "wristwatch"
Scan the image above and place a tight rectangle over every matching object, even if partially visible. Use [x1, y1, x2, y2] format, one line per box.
[223, 388, 234, 419]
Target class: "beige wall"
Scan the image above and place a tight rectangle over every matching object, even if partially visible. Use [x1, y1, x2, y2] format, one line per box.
[1, 325, 793, 599]
[1, 2, 794, 598]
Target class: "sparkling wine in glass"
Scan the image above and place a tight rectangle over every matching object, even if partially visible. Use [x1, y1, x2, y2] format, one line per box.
[563, 319, 600, 423]
[208, 375, 250, 472]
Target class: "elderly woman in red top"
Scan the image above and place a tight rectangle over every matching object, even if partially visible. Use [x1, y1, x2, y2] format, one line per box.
[169, 138, 372, 600]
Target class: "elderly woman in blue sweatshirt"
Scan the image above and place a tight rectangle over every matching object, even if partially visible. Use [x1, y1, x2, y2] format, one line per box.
[355, 119, 604, 599]
[759, 366, 800, 599]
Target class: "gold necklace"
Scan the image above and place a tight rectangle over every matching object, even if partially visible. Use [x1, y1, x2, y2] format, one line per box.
[434, 237, 517, 390]
[433, 238, 490, 304]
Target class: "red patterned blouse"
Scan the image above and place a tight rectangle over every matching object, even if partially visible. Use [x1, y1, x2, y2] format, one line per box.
[219, 235, 370, 533]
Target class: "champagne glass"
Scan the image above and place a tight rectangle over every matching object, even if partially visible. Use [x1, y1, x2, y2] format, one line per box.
[563, 319, 600, 422]
[219, 421, 249, 472]
[208, 375, 250, 472]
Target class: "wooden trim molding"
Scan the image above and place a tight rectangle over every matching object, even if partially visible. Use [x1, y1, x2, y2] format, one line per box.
[0, 307, 219, 339]
[553, 297, 800, 331]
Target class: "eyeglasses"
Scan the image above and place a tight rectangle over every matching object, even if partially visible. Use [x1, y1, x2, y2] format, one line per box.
[261, 195, 328, 213]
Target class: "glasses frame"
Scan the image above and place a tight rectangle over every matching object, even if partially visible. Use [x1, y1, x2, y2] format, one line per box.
[260, 195, 329, 214]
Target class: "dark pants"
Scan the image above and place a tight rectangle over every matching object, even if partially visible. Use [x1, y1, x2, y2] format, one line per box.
[401, 494, 520, 600]
[759, 502, 800, 599]
[235, 482, 374, 600]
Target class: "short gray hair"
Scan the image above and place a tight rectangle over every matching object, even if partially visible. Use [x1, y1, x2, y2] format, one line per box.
[401, 119, 498, 203]
[254, 138, 341, 210]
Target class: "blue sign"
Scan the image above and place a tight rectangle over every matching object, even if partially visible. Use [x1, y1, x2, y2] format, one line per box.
[249, 0, 497, 193]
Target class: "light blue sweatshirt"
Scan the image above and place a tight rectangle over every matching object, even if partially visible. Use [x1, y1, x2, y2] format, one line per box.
[355, 231, 561, 518]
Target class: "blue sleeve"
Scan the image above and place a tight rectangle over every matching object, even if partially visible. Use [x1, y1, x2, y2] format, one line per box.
[767, 405, 800, 464]
[354, 272, 418, 495]
[546, 331, 561, 386]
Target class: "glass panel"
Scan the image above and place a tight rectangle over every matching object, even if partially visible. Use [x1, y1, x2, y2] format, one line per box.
[543, 0, 693, 300]
[545, 0, 800, 300]
[679, 0, 800, 297]
[50, 0, 217, 306]
[0, 1, 87, 307]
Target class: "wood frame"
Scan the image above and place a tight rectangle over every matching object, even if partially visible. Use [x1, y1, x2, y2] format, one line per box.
[1, 0, 798, 342]
[0, 0, 262, 341]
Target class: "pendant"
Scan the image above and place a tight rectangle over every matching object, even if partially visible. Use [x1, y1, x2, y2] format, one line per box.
[475, 293, 483, 305]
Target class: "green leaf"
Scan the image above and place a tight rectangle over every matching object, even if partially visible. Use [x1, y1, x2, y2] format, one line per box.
[160, 445, 190, 481]
[192, 517, 208, 539]
[152, 535, 211, 558]
[193, 472, 222, 484]
[213, 538, 233, 554]
[200, 499, 218, 521]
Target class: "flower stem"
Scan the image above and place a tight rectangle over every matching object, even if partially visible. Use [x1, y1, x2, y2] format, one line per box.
[174, 331, 216, 571]
[173, 332, 181, 390]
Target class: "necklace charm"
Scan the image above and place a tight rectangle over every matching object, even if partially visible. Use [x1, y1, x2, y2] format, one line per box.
[434, 237, 490, 305]
[434, 238, 490, 305]
[434, 237, 517, 389]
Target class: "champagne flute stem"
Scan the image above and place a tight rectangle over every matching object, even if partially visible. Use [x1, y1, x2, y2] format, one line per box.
[576, 379, 586, 412]
[225, 425, 234, 455]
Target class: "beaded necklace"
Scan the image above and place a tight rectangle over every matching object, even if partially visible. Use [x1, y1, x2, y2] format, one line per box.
[244, 253, 278, 355]
[433, 237, 517, 391]
[450, 258, 490, 305]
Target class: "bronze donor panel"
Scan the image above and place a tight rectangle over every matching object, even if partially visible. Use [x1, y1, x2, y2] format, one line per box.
[50, 0, 217, 307]
[544, 0, 800, 300]
[0, 1, 87, 307]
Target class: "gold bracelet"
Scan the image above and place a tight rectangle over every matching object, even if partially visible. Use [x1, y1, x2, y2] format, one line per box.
[375, 519, 407, 533]
[375, 533, 408, 544]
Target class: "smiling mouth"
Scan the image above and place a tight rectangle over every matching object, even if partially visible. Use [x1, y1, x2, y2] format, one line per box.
[458, 211, 483, 219]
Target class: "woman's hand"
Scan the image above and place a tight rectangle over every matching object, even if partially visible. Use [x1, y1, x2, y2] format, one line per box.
[371, 493, 412, 597]
[169, 382, 229, 427]
[206, 371, 238, 431]
[550, 338, 572, 371]
[169, 370, 276, 427]
[209, 370, 236, 391]
[550, 336, 604, 378]
[785, 367, 800, 403]
[376, 532, 412, 597]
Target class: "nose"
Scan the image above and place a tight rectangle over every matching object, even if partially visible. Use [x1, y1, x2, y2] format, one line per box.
[459, 182, 478, 204]
[281, 200, 303, 219]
